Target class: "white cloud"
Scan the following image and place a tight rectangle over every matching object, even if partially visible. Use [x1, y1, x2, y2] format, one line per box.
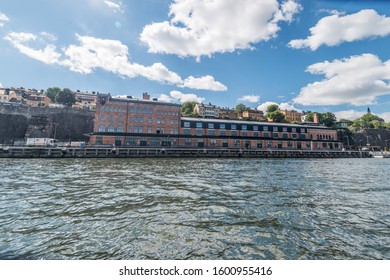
[4, 32, 226, 91]
[334, 110, 365, 121]
[0, 82, 3, 88]
[257, 101, 301, 112]
[379, 112, 390, 122]
[180, 75, 227, 91]
[0, 12, 9, 27]
[158, 90, 205, 103]
[294, 54, 390, 106]
[289, 9, 390, 51]
[140, 0, 301, 59]
[4, 32, 62, 65]
[238, 95, 260, 103]
[104, 0, 124, 13]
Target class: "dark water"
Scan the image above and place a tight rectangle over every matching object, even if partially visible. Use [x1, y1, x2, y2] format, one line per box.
[0, 158, 389, 260]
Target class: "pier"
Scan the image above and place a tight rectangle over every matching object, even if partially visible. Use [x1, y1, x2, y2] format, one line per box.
[0, 146, 370, 158]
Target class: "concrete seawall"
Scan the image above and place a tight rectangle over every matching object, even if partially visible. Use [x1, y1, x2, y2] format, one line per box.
[0, 146, 370, 158]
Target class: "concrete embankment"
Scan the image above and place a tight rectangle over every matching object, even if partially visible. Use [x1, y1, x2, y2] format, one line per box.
[0, 147, 370, 158]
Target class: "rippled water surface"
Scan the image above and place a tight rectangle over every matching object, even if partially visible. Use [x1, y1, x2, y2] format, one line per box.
[0, 158, 389, 260]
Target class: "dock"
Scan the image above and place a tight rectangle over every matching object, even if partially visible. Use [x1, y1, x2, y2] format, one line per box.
[0, 146, 370, 158]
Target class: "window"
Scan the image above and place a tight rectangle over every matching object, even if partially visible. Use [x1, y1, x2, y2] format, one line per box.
[273, 127, 278, 132]
[149, 108, 153, 114]
[161, 119, 165, 124]
[263, 126, 268, 131]
[98, 125, 105, 132]
[253, 125, 258, 131]
[208, 123, 214, 129]
[118, 116, 123, 123]
[253, 132, 259, 137]
[142, 108, 147, 114]
[282, 133, 288, 139]
[196, 122, 202, 128]
[292, 127, 296, 133]
[117, 126, 123, 133]
[107, 125, 115, 132]
[242, 125, 247, 130]
[231, 124, 237, 130]
[139, 127, 143, 133]
[134, 118, 138, 123]
[130, 107, 134, 113]
[184, 122, 190, 128]
[220, 123, 226, 129]
[196, 129, 203, 136]
[136, 107, 140, 114]
[220, 130, 226, 136]
[147, 127, 152, 134]
[134, 127, 138, 133]
[139, 118, 144, 123]
[242, 131, 248, 137]
[148, 118, 152, 124]
[183, 128, 191, 135]
[171, 119, 174, 125]
[96, 136, 103, 145]
[288, 141, 293, 147]
[300, 134, 306, 139]
[273, 132, 279, 138]
[100, 115, 106, 122]
[231, 131, 238, 136]
[109, 115, 115, 122]
[208, 129, 215, 136]
[283, 127, 287, 132]
[263, 132, 270, 138]
[292, 133, 297, 139]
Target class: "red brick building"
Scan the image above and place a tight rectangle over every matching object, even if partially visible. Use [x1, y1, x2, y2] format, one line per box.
[90, 93, 181, 146]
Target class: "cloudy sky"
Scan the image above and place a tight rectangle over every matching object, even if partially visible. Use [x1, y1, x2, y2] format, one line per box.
[0, 0, 389, 121]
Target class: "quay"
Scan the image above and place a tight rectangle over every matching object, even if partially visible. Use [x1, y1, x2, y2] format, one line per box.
[0, 146, 370, 158]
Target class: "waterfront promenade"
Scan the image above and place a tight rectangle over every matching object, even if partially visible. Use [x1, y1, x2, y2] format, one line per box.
[0, 146, 370, 158]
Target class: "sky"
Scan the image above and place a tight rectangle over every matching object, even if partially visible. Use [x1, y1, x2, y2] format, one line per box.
[0, 0, 389, 121]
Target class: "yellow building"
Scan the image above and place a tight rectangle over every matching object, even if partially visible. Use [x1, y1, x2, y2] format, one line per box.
[280, 110, 303, 123]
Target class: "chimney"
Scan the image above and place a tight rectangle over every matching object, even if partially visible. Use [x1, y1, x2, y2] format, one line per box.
[313, 113, 319, 124]
[142, 92, 150, 100]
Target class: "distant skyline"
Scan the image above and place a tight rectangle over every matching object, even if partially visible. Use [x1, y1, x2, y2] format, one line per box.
[0, 0, 389, 121]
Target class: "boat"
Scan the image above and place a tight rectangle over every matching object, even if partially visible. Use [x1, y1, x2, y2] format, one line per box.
[371, 151, 390, 158]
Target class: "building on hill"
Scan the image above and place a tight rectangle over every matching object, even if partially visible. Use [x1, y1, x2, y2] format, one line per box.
[241, 109, 264, 121]
[194, 103, 220, 118]
[219, 107, 238, 120]
[279, 109, 303, 123]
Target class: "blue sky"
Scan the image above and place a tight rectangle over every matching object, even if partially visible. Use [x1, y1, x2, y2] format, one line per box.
[0, 0, 389, 121]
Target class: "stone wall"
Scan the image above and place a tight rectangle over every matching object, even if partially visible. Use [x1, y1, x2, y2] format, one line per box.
[0, 104, 94, 144]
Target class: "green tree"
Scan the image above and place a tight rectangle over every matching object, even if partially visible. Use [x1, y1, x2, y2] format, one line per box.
[45, 87, 61, 102]
[181, 101, 198, 117]
[266, 104, 279, 114]
[321, 112, 337, 127]
[235, 103, 249, 114]
[350, 113, 385, 132]
[265, 104, 286, 123]
[56, 88, 76, 106]
[304, 112, 336, 127]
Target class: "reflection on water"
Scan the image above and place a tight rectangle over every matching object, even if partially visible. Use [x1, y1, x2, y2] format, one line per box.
[0, 158, 389, 259]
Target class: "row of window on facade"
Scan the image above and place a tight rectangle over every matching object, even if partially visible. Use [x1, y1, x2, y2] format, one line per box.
[183, 121, 307, 133]
[99, 115, 180, 125]
[98, 125, 178, 134]
[99, 106, 179, 116]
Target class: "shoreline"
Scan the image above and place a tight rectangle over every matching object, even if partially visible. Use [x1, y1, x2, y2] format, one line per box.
[0, 146, 370, 158]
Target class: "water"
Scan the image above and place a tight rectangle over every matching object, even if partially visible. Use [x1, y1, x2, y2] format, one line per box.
[0, 158, 389, 260]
